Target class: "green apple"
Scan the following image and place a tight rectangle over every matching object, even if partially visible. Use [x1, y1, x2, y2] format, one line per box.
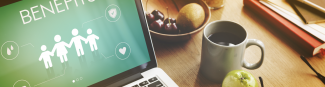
[222, 70, 259, 87]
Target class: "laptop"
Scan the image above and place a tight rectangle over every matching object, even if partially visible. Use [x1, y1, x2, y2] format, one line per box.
[0, 0, 178, 87]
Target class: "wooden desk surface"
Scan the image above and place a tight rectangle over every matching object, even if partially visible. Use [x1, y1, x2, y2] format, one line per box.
[143, 0, 325, 86]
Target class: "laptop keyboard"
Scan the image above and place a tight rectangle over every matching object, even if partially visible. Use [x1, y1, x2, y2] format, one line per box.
[132, 77, 166, 87]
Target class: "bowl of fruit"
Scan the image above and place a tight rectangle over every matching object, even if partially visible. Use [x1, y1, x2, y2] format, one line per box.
[144, 0, 211, 42]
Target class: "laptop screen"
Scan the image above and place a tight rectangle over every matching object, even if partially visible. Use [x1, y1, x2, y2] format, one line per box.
[0, 0, 152, 86]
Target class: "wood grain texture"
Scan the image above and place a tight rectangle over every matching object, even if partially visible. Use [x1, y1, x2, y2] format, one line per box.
[143, 0, 325, 86]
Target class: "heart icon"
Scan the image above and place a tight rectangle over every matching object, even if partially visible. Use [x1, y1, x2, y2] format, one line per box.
[119, 47, 126, 55]
[108, 8, 117, 18]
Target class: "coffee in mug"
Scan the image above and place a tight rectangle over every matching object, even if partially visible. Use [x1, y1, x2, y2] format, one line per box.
[200, 20, 265, 83]
[208, 32, 242, 46]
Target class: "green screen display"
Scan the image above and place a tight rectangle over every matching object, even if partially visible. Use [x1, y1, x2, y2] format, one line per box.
[0, 0, 151, 86]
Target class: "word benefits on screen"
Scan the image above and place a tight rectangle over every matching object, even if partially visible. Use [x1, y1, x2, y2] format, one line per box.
[20, 0, 96, 25]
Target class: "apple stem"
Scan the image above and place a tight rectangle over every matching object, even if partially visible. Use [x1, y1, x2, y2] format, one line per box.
[167, 7, 170, 24]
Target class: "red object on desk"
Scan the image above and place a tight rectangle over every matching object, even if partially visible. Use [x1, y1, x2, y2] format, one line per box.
[243, 0, 324, 56]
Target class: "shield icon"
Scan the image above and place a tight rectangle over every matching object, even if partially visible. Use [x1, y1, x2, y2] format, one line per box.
[108, 8, 117, 18]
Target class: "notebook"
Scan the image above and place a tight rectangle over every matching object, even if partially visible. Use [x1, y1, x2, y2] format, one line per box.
[290, 0, 325, 24]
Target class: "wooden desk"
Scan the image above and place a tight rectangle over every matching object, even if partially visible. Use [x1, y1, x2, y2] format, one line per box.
[143, 0, 325, 86]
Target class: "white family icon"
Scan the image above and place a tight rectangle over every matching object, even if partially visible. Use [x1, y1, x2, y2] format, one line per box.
[39, 29, 99, 69]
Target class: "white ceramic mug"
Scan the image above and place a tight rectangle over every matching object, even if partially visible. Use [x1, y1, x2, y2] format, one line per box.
[200, 20, 265, 83]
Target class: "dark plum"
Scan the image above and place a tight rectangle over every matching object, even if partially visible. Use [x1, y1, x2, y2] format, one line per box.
[146, 12, 155, 24]
[149, 19, 164, 32]
[164, 18, 176, 24]
[151, 10, 164, 20]
[164, 23, 178, 34]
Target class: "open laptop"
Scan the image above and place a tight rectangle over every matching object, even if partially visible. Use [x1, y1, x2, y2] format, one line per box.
[0, 0, 178, 87]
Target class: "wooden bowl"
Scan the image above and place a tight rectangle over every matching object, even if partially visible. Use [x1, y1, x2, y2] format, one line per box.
[143, 0, 211, 42]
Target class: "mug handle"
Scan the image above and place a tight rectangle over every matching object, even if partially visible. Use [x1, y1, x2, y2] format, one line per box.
[242, 39, 265, 69]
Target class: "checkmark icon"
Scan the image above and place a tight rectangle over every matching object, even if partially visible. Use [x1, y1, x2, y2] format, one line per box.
[108, 8, 117, 18]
